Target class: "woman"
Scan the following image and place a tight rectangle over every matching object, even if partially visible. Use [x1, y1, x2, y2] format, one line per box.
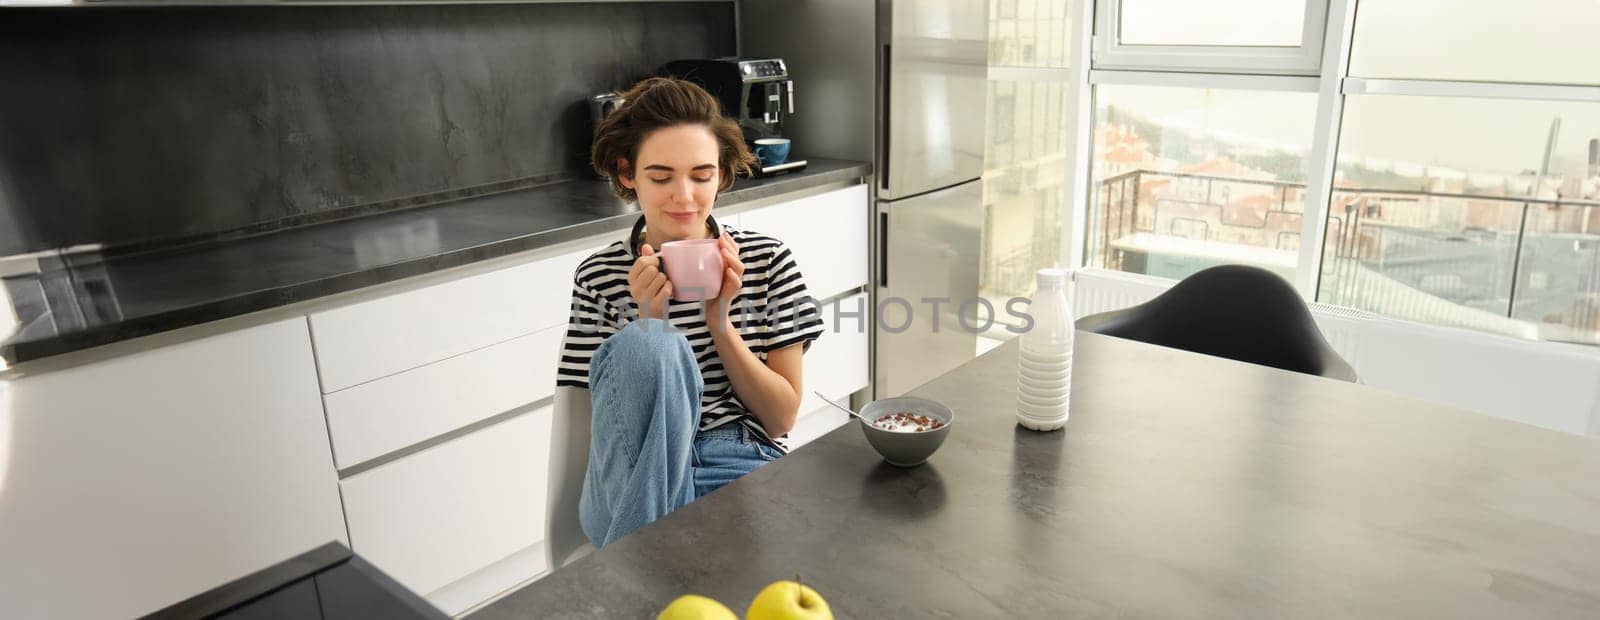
[556, 77, 824, 548]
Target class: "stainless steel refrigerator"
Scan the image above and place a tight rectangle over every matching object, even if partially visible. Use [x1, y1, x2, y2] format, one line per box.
[874, 0, 988, 397]
[741, 0, 989, 398]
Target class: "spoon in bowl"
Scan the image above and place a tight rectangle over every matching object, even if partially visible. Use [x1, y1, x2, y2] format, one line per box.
[814, 391, 872, 424]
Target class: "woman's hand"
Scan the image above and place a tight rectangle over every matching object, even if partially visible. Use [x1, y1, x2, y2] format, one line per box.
[628, 244, 673, 321]
[705, 231, 744, 326]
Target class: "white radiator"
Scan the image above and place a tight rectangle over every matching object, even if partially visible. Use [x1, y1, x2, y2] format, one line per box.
[1073, 268, 1600, 436]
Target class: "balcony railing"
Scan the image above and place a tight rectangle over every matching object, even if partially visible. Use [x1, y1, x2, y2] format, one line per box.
[1091, 169, 1600, 344]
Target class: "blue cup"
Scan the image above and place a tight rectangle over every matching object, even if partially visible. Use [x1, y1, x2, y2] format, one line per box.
[753, 138, 791, 167]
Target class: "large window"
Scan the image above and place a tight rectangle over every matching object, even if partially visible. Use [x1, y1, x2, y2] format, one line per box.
[981, 0, 1073, 320]
[1094, 0, 1328, 74]
[1087, 84, 1318, 282]
[1348, 0, 1600, 86]
[1119, 0, 1306, 47]
[1072, 0, 1600, 348]
[1315, 0, 1600, 345]
[991, 0, 1072, 67]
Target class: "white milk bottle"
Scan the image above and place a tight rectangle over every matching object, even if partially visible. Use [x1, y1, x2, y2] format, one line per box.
[1017, 268, 1073, 431]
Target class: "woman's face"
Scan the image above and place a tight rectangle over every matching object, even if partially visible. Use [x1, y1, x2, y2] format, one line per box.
[619, 124, 722, 243]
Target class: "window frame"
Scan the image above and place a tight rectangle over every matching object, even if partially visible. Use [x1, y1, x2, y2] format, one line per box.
[1081, 71, 1324, 284]
[1069, 0, 1354, 296]
[1067, 0, 1600, 342]
[1343, 78, 1600, 104]
[1092, 0, 1330, 76]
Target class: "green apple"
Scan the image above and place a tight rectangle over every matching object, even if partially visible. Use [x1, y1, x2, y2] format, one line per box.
[658, 594, 738, 620]
[745, 580, 832, 620]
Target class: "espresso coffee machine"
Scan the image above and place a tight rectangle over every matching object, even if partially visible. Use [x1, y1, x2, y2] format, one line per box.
[589, 92, 625, 129]
[659, 57, 807, 176]
[587, 92, 626, 179]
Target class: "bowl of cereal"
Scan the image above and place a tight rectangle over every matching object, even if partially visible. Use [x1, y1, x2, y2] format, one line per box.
[858, 396, 954, 467]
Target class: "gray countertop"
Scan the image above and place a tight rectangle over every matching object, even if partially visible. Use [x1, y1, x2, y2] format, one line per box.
[474, 333, 1600, 619]
[0, 159, 869, 365]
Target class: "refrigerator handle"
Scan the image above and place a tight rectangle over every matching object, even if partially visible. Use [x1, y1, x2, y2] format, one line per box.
[879, 211, 889, 288]
[879, 44, 891, 192]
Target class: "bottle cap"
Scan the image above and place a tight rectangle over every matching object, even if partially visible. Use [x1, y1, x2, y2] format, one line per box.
[1035, 268, 1068, 289]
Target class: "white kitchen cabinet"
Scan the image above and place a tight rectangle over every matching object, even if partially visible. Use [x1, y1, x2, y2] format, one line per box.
[323, 324, 565, 469]
[340, 406, 554, 615]
[790, 292, 871, 450]
[0, 181, 873, 619]
[737, 184, 870, 301]
[788, 406, 851, 450]
[430, 543, 550, 616]
[308, 243, 601, 393]
[0, 319, 346, 620]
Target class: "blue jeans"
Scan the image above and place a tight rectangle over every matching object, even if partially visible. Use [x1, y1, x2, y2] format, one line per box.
[578, 319, 784, 548]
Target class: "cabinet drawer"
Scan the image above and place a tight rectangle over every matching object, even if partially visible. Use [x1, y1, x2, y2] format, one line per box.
[788, 406, 850, 450]
[796, 293, 871, 419]
[340, 407, 553, 599]
[310, 244, 597, 392]
[0, 319, 346, 620]
[324, 324, 564, 469]
[738, 184, 869, 301]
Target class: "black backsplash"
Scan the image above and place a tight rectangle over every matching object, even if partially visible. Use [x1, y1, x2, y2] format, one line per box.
[0, 3, 735, 257]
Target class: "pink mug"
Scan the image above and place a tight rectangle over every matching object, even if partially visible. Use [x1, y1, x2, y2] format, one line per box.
[659, 238, 724, 302]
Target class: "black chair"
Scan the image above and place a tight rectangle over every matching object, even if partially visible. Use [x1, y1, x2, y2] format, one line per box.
[1077, 265, 1359, 382]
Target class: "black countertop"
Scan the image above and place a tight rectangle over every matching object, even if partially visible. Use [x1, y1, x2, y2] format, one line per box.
[473, 333, 1600, 619]
[141, 542, 447, 620]
[0, 159, 869, 365]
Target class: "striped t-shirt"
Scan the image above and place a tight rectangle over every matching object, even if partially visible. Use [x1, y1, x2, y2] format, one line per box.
[557, 215, 825, 451]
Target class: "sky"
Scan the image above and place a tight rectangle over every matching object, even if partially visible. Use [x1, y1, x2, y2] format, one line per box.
[1100, 88, 1600, 182]
[1121, 0, 1306, 46]
[1091, 0, 1600, 180]
[1343, 0, 1600, 177]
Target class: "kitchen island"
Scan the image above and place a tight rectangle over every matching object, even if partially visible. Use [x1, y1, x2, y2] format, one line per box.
[474, 332, 1600, 619]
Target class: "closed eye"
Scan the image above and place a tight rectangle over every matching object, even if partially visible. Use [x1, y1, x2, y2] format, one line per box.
[651, 175, 714, 184]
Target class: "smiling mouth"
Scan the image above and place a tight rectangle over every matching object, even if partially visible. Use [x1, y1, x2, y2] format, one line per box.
[666, 212, 698, 220]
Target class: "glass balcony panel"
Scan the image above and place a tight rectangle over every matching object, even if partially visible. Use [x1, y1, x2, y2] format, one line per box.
[1087, 84, 1319, 282]
[1320, 94, 1600, 344]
